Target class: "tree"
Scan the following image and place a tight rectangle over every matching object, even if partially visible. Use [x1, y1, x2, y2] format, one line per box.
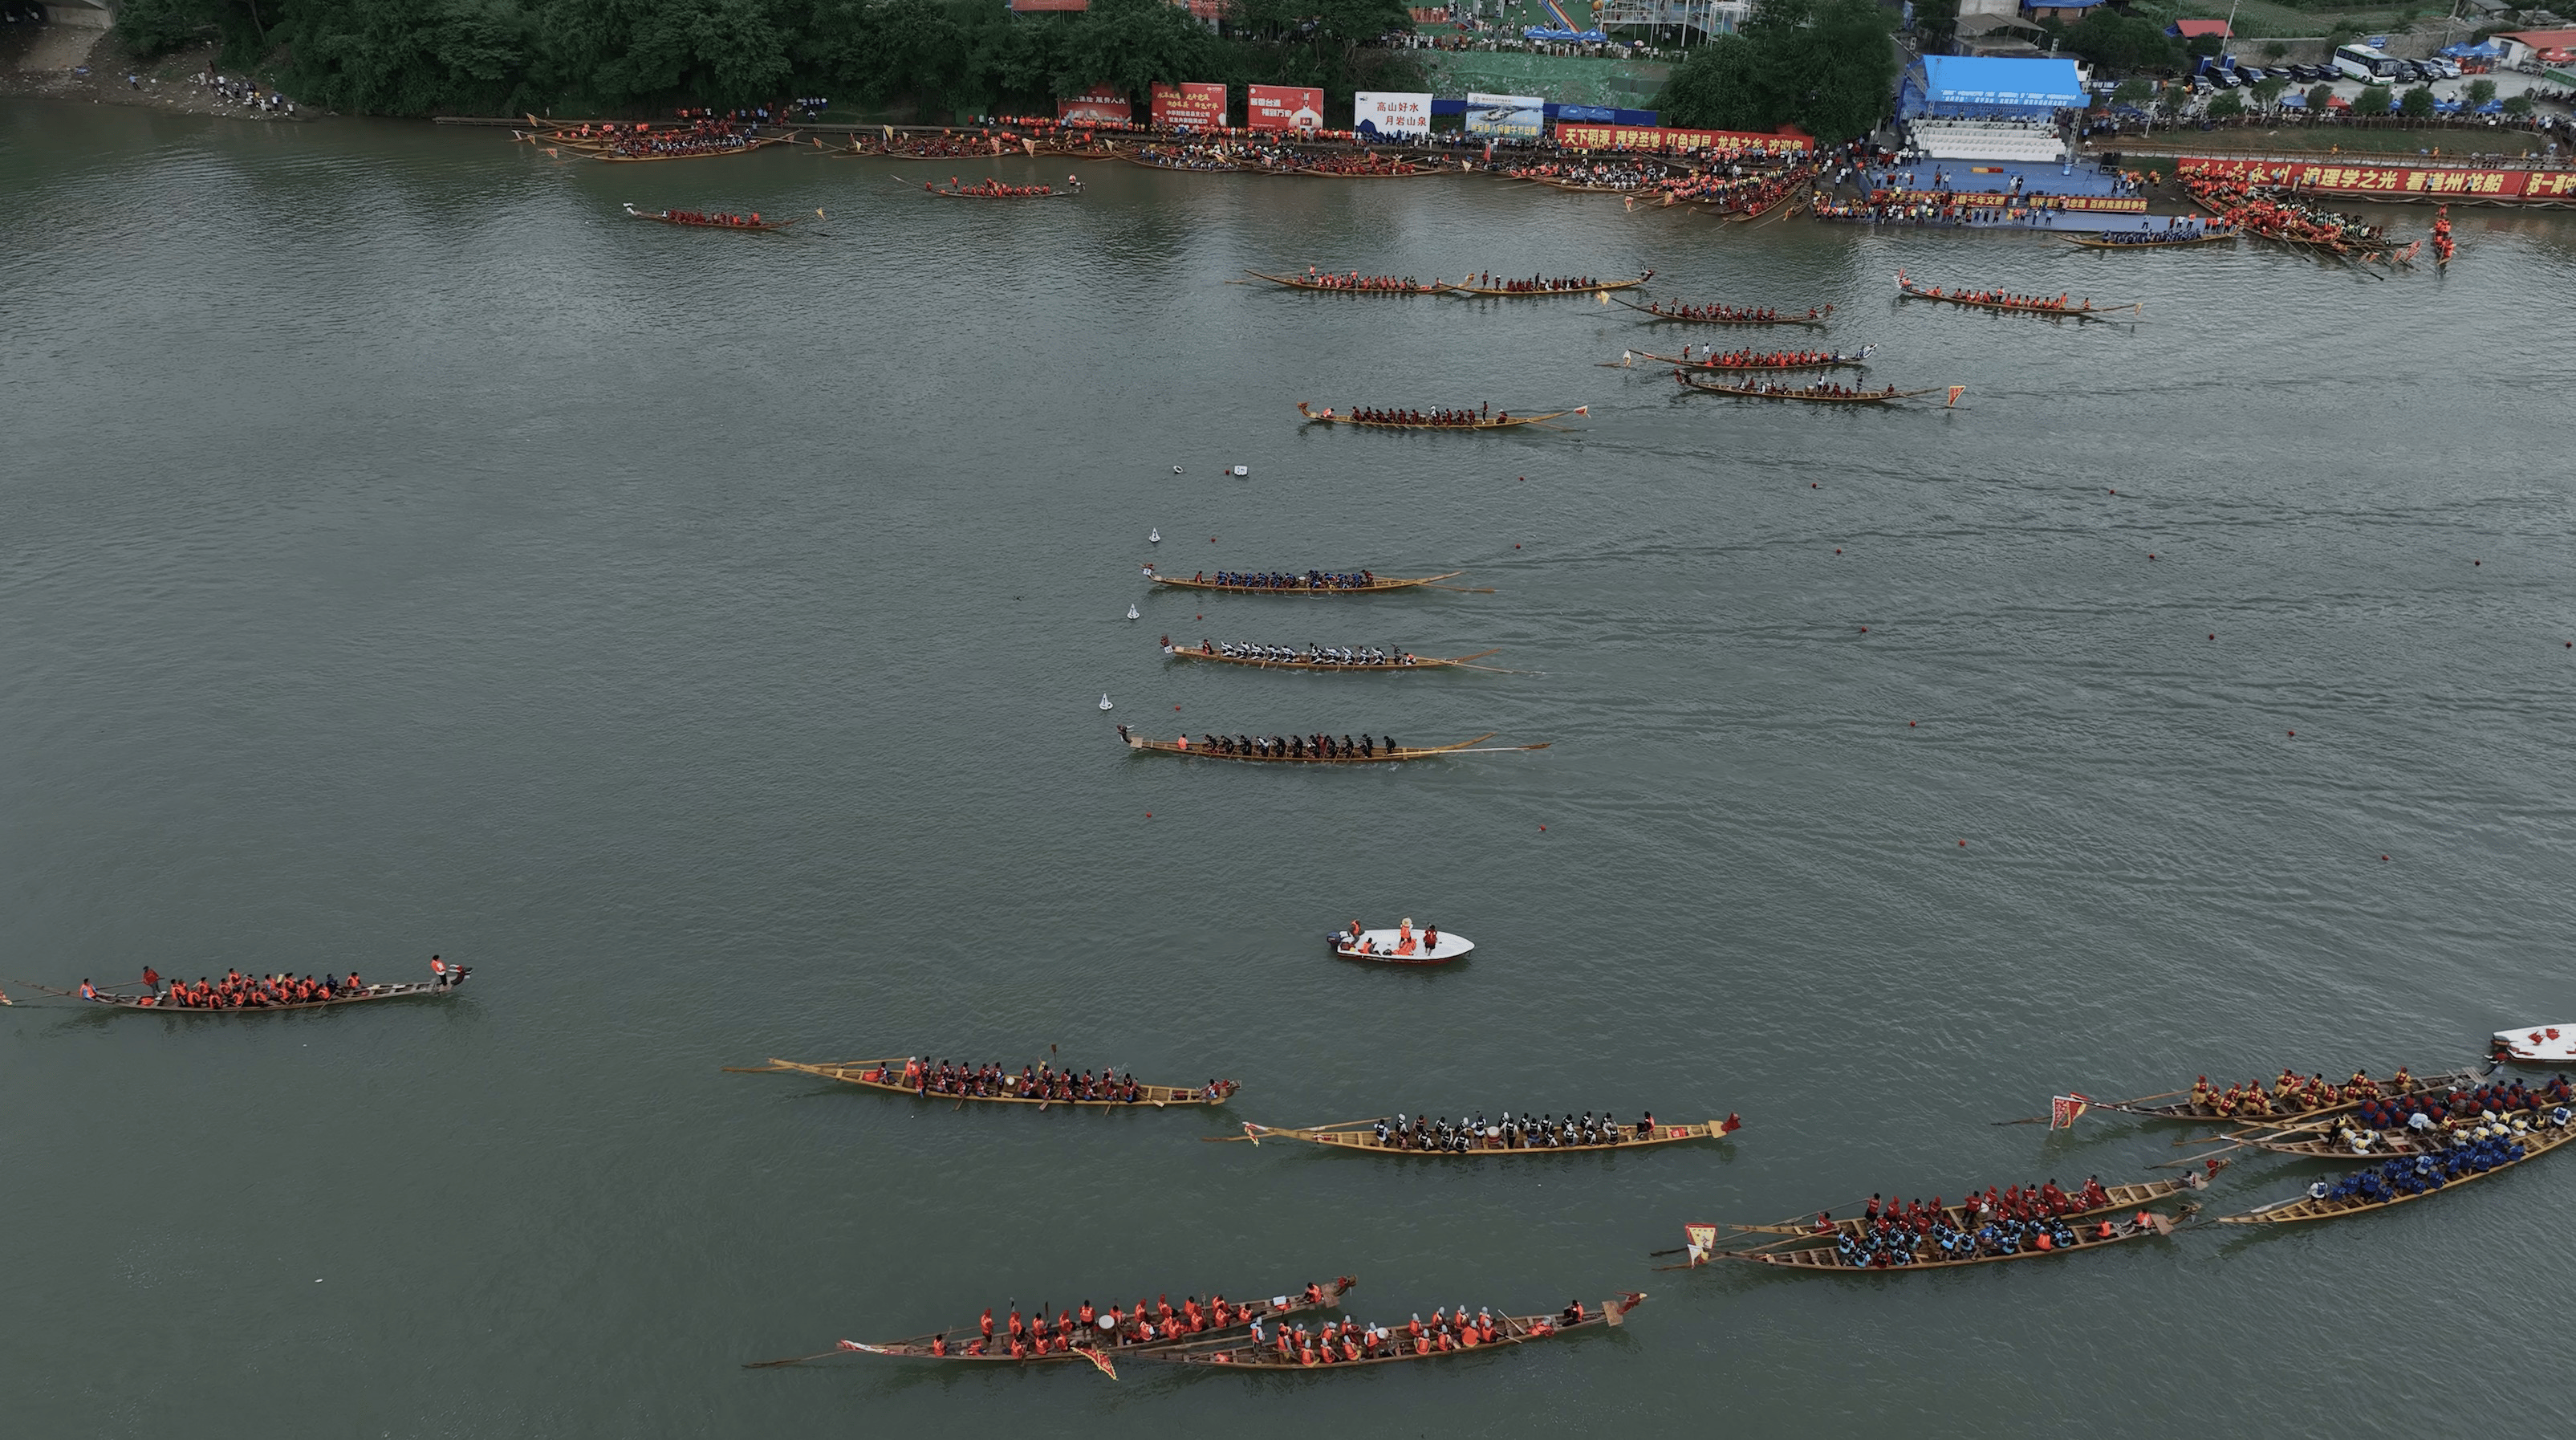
[1655, 0, 1898, 143]
[2253, 75, 2286, 108]
[2504, 91, 2536, 116]
[2060, 10, 2182, 73]
[2397, 83, 2436, 117]
[2208, 90, 2243, 118]
[2466, 77, 2497, 107]
[2111, 77, 2152, 104]
[1057, 0, 1217, 97]
[2261, 40, 2285, 59]
[2355, 84, 2392, 115]
[2306, 82, 2332, 111]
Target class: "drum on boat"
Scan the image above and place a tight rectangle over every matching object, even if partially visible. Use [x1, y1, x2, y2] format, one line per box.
[2494, 1023, 2576, 1064]
[1327, 925, 1473, 965]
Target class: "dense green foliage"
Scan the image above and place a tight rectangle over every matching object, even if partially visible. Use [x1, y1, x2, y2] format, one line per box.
[2205, 90, 2242, 118]
[1653, 0, 1896, 143]
[2353, 83, 2391, 116]
[2305, 81, 2332, 110]
[111, 0, 1420, 118]
[2395, 83, 2434, 118]
[2050, 10, 2181, 75]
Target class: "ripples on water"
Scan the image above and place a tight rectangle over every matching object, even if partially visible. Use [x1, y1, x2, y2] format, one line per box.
[3, 102, 2574, 1439]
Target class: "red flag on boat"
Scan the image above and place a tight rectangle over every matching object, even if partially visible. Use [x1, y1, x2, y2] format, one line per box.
[1683, 1222, 1719, 1266]
[2050, 1093, 2090, 1130]
[1078, 1346, 1119, 1379]
[1946, 385, 1965, 408]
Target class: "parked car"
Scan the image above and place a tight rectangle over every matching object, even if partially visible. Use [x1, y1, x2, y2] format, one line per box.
[2436, 59, 2464, 78]
[2293, 64, 2324, 82]
[2235, 67, 2268, 87]
[2393, 61, 2424, 83]
[2211, 69, 2240, 87]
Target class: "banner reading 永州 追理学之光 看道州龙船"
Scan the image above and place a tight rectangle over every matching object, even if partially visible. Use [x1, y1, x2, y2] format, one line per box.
[2176, 155, 2576, 201]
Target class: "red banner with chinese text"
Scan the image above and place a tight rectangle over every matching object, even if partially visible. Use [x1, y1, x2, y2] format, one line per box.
[1247, 84, 1325, 132]
[1151, 82, 1226, 129]
[1552, 124, 1811, 155]
[2175, 156, 2576, 201]
[1057, 87, 1132, 125]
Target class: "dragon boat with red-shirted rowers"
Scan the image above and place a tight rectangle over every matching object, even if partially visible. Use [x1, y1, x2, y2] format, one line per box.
[744, 1278, 1360, 1368]
[1894, 269, 2139, 319]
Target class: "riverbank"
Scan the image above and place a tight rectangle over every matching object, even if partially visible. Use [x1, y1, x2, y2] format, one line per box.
[0, 31, 307, 119]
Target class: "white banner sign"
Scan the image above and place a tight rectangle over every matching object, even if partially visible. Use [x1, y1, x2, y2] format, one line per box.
[1354, 91, 1432, 138]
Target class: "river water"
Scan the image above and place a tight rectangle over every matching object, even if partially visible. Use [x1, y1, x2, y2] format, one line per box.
[6, 102, 2575, 1439]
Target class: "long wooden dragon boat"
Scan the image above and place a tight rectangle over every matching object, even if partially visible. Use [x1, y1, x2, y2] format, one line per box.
[548, 133, 798, 163]
[29, 968, 471, 1013]
[927, 181, 1081, 199]
[1162, 641, 1505, 672]
[1713, 1206, 2194, 1271]
[1611, 296, 1826, 327]
[1245, 271, 1447, 295]
[2217, 1113, 2576, 1226]
[621, 202, 803, 232]
[1723, 1168, 2222, 1239]
[750, 1278, 1360, 1366]
[1118, 727, 1547, 763]
[2215, 1077, 2575, 1160]
[1446, 272, 1650, 298]
[725, 1056, 1239, 1107]
[1296, 402, 1585, 430]
[1623, 345, 1871, 371]
[1210, 1113, 1737, 1156]
[2065, 230, 2237, 250]
[2009, 1067, 2480, 1127]
[1673, 372, 1947, 405]
[1140, 564, 1477, 595]
[1132, 1293, 1644, 1369]
[1893, 269, 2140, 319]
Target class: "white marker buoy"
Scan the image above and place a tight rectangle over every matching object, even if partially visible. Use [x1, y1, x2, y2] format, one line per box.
[1148, 528, 1161, 543]
[1172, 465, 1184, 474]
[1099, 694, 1114, 710]
[1126, 604, 1140, 620]
[1230, 465, 1249, 477]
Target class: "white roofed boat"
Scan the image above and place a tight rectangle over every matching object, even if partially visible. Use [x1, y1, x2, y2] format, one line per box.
[1328, 921, 1473, 966]
[2494, 1023, 2576, 1064]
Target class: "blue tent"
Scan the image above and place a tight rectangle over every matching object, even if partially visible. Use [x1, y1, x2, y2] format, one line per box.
[1900, 56, 2088, 120]
[1522, 25, 1610, 39]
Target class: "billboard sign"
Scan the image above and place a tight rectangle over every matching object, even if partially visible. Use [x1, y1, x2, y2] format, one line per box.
[1057, 86, 1132, 125]
[1552, 123, 1811, 154]
[2176, 155, 2556, 200]
[1247, 83, 1325, 131]
[1152, 82, 1226, 129]
[1465, 92, 1546, 137]
[1353, 91, 1432, 138]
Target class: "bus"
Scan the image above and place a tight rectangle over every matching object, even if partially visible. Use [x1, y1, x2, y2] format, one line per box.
[2333, 44, 2405, 83]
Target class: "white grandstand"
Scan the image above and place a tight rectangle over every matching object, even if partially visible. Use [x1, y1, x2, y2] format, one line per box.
[1907, 118, 2066, 162]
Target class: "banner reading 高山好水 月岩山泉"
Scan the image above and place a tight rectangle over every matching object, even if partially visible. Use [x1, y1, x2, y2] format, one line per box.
[1354, 92, 1432, 139]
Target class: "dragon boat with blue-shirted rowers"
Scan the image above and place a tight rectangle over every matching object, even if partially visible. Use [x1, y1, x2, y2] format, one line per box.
[1117, 727, 1546, 763]
[1210, 1112, 1736, 1155]
[1140, 563, 1481, 595]
[725, 1056, 1238, 1107]
[2217, 1108, 2576, 1225]
[1130, 1292, 1644, 1369]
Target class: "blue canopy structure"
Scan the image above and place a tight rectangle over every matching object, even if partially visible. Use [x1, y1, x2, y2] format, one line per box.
[1899, 56, 2087, 120]
[1522, 25, 1610, 39]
